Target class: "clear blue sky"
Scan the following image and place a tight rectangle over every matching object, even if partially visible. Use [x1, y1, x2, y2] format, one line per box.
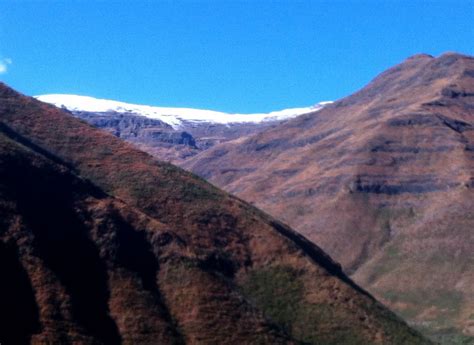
[0, 1, 473, 113]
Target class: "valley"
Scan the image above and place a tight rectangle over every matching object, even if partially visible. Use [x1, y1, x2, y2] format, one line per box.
[36, 52, 474, 344]
[0, 82, 428, 344]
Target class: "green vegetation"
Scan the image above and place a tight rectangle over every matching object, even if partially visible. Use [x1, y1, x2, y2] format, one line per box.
[380, 288, 472, 344]
[241, 265, 303, 333]
[364, 242, 402, 284]
[375, 207, 417, 224]
[416, 326, 474, 345]
[178, 181, 221, 203]
[241, 265, 431, 344]
[382, 288, 463, 323]
[240, 265, 368, 344]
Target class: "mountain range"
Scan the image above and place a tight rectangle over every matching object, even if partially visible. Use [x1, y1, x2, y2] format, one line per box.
[34, 52, 474, 344]
[0, 83, 428, 344]
[183, 52, 474, 343]
[36, 94, 329, 162]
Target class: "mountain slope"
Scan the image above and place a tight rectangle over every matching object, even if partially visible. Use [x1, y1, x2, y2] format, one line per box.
[0, 83, 429, 344]
[183, 52, 474, 342]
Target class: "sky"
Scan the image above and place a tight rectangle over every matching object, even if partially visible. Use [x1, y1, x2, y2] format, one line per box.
[0, 1, 473, 113]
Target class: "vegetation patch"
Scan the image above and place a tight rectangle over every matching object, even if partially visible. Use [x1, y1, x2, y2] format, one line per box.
[415, 325, 474, 345]
[382, 288, 464, 328]
[240, 265, 368, 344]
[399, 289, 461, 316]
[241, 265, 303, 332]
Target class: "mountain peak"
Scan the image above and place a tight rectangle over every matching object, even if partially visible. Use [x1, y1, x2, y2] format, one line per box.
[405, 53, 434, 61]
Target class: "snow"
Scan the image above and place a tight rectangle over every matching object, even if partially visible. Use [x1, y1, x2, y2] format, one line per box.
[35, 94, 331, 128]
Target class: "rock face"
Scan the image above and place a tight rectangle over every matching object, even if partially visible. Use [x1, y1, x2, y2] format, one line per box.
[73, 111, 200, 161]
[183, 53, 474, 343]
[68, 110, 294, 162]
[69, 110, 285, 162]
[0, 84, 429, 344]
[181, 120, 281, 151]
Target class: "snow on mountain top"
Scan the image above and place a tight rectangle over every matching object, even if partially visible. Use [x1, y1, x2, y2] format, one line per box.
[35, 94, 330, 128]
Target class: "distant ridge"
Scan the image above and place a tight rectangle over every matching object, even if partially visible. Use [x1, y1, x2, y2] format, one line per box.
[36, 94, 330, 128]
[34, 94, 331, 163]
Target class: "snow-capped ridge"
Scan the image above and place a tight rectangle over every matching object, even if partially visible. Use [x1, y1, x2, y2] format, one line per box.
[35, 94, 331, 128]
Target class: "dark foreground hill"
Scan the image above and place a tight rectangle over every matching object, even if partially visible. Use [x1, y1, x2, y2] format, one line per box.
[183, 52, 474, 343]
[0, 83, 429, 344]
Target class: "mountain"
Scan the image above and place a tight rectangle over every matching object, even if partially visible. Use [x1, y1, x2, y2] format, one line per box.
[35, 94, 324, 127]
[0, 83, 429, 344]
[35, 94, 329, 162]
[183, 52, 474, 343]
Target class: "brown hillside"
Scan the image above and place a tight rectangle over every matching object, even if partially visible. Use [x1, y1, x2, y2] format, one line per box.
[183, 52, 474, 342]
[0, 83, 430, 344]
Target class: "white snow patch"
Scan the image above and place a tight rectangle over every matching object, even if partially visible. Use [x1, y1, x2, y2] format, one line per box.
[35, 94, 331, 129]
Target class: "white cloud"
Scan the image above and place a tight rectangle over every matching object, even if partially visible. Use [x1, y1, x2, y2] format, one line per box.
[0, 58, 12, 74]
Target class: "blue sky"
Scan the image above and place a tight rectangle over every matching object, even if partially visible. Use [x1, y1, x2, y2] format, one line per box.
[0, 1, 473, 113]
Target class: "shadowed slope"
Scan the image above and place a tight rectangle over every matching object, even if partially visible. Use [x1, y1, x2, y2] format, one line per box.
[0, 127, 184, 344]
[0, 83, 430, 344]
